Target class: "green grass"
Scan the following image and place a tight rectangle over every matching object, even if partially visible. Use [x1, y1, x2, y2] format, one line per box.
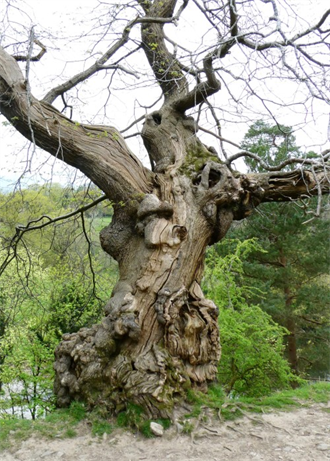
[0, 418, 33, 450]
[239, 381, 330, 409]
[0, 402, 87, 451]
[91, 420, 112, 437]
[116, 402, 170, 437]
[1, 382, 329, 451]
[185, 381, 330, 421]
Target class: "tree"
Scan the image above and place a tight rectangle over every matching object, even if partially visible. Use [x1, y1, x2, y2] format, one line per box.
[0, 241, 112, 419]
[229, 121, 330, 377]
[236, 208, 330, 377]
[0, 0, 329, 417]
[204, 239, 296, 397]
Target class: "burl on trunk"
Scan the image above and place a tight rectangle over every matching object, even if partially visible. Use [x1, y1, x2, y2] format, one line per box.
[54, 109, 244, 417]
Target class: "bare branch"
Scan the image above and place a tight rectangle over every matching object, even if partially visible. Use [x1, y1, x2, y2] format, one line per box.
[226, 150, 330, 172]
[42, 21, 134, 105]
[42, 6, 187, 105]
[15, 195, 108, 233]
[80, 210, 100, 300]
[12, 38, 46, 62]
[0, 195, 108, 277]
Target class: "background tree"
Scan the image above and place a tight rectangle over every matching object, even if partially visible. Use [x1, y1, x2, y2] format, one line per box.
[226, 121, 330, 377]
[203, 239, 296, 397]
[0, 184, 117, 416]
[0, 0, 329, 417]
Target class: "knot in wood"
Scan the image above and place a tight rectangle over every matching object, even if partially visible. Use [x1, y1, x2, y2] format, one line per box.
[137, 194, 173, 221]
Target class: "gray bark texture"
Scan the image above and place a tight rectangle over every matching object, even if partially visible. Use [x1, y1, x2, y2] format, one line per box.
[0, 0, 329, 417]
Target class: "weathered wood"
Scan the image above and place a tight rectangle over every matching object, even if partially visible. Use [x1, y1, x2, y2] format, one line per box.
[1, 2, 330, 417]
[54, 168, 223, 416]
[0, 46, 152, 210]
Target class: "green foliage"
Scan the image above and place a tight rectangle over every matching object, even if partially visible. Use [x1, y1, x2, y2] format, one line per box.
[241, 120, 299, 171]
[48, 273, 103, 339]
[0, 333, 55, 419]
[0, 247, 111, 419]
[231, 205, 330, 376]
[204, 239, 297, 397]
[0, 183, 118, 420]
[218, 305, 297, 396]
[236, 121, 330, 377]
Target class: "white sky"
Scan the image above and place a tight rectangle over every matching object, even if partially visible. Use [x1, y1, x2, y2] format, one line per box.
[0, 0, 329, 190]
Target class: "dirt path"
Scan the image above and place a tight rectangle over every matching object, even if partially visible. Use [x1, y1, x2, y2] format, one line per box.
[2, 403, 330, 461]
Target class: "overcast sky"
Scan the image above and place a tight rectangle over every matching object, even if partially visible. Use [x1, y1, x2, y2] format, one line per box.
[0, 0, 329, 190]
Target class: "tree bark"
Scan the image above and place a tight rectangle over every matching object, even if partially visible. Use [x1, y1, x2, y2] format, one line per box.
[53, 108, 242, 417]
[280, 252, 299, 376]
[286, 316, 298, 374]
[1, 41, 330, 417]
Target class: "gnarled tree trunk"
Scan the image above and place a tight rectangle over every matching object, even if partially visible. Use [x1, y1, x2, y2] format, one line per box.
[53, 108, 242, 417]
[1, 0, 329, 419]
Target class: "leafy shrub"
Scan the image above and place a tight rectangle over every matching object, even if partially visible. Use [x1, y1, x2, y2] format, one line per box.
[204, 239, 298, 396]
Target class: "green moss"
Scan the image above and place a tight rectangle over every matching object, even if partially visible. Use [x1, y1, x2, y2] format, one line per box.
[116, 402, 145, 429]
[91, 420, 112, 436]
[179, 143, 220, 178]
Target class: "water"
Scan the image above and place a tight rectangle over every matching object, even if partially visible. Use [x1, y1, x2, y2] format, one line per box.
[0, 381, 50, 419]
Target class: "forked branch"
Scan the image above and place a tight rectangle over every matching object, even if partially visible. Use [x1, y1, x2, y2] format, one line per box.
[0, 195, 108, 277]
[12, 38, 46, 62]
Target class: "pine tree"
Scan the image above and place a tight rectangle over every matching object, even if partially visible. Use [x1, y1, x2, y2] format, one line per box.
[228, 122, 330, 377]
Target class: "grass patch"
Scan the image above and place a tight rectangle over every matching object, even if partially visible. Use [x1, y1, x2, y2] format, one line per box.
[64, 428, 77, 438]
[0, 402, 87, 451]
[240, 381, 330, 410]
[185, 381, 330, 421]
[0, 417, 33, 451]
[91, 420, 112, 437]
[1, 382, 329, 450]
[116, 403, 145, 429]
[116, 402, 170, 437]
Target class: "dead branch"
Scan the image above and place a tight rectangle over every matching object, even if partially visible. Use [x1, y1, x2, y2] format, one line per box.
[12, 38, 46, 62]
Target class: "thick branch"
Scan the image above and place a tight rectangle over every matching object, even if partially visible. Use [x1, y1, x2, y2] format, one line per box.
[241, 169, 330, 207]
[172, 51, 221, 112]
[0, 46, 152, 208]
[140, 0, 190, 103]
[226, 150, 330, 172]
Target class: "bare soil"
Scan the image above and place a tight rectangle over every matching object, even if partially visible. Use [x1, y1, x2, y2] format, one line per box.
[2, 403, 330, 461]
